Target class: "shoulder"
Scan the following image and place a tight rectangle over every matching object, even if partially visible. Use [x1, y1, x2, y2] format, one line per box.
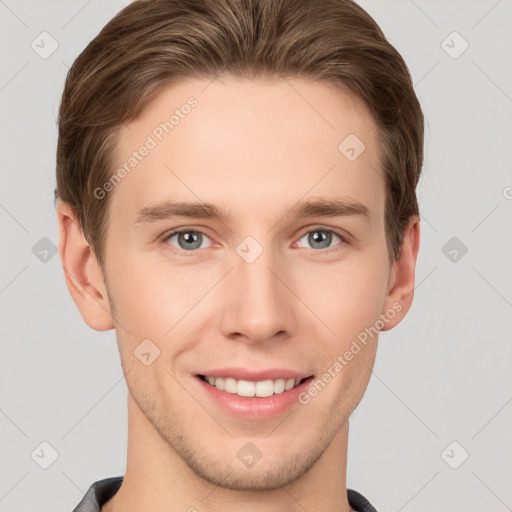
[71, 476, 124, 512]
[347, 488, 379, 512]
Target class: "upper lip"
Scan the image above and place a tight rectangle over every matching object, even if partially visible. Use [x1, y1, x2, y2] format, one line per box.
[197, 367, 312, 381]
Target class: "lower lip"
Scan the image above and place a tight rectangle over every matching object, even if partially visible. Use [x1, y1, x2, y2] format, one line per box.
[196, 376, 314, 419]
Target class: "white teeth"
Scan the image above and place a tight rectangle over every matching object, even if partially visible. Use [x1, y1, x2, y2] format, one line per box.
[285, 378, 295, 391]
[255, 380, 274, 397]
[224, 377, 237, 394]
[274, 379, 285, 393]
[203, 376, 304, 397]
[237, 380, 256, 397]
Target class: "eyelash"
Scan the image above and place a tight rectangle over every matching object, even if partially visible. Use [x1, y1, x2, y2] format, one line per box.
[160, 226, 349, 257]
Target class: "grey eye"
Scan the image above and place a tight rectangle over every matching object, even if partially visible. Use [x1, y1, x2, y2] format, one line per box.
[297, 230, 342, 250]
[167, 231, 208, 251]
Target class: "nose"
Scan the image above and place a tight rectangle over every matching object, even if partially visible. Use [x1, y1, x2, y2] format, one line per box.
[219, 244, 293, 345]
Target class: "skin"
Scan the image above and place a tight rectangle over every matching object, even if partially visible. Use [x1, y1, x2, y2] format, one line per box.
[57, 76, 420, 512]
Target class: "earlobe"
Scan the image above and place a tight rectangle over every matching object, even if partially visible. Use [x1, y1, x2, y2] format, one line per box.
[56, 202, 114, 331]
[380, 216, 421, 331]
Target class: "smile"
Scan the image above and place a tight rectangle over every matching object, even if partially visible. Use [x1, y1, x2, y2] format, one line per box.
[199, 375, 305, 397]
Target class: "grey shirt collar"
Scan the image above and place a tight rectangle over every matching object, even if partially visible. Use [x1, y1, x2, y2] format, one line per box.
[72, 476, 378, 512]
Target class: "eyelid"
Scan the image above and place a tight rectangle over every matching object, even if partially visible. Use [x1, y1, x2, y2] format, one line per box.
[294, 225, 349, 250]
[160, 227, 217, 256]
[295, 224, 349, 240]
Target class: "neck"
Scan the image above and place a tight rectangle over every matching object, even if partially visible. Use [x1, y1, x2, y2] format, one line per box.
[103, 393, 354, 512]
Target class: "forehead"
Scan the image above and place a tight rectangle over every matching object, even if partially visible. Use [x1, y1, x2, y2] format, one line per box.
[110, 76, 384, 226]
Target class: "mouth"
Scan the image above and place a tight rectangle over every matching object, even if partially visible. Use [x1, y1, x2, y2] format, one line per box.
[197, 374, 309, 398]
[194, 367, 315, 419]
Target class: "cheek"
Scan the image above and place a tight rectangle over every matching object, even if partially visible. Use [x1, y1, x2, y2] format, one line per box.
[299, 262, 385, 412]
[106, 253, 204, 338]
[296, 257, 389, 345]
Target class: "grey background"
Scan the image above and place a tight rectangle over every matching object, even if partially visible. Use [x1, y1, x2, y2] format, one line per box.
[1, 1, 511, 511]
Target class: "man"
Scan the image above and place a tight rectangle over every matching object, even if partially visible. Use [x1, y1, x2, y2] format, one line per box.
[55, 0, 423, 510]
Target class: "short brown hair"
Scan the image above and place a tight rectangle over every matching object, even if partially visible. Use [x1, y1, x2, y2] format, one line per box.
[55, 0, 424, 267]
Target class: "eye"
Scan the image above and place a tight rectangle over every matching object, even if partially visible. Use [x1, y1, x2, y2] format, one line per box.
[296, 228, 345, 251]
[164, 229, 212, 252]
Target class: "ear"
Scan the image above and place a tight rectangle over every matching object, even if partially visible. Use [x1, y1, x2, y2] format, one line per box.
[380, 215, 421, 331]
[56, 201, 114, 331]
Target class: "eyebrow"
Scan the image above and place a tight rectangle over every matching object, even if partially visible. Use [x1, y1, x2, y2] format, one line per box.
[133, 197, 371, 225]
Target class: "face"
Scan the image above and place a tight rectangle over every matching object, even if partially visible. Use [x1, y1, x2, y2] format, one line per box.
[98, 76, 396, 490]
